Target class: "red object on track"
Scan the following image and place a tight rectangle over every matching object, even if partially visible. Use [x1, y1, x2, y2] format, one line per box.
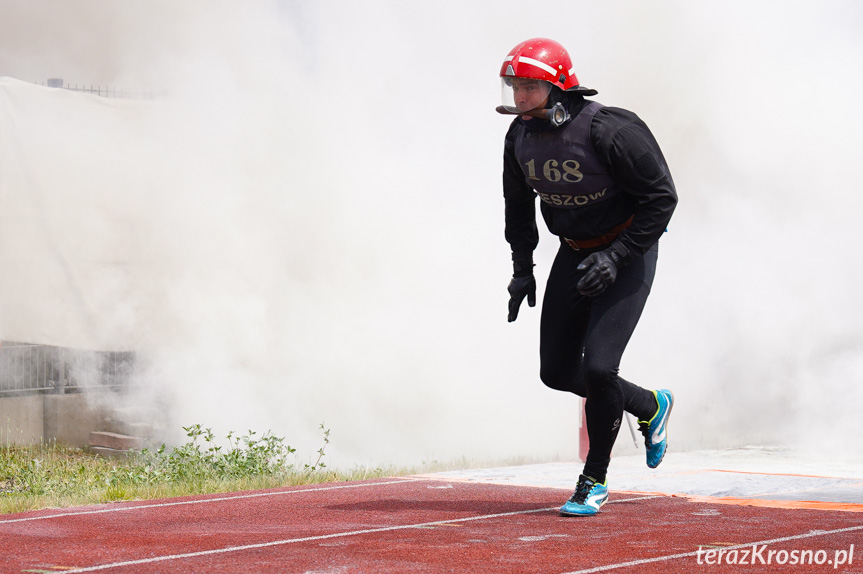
[579, 397, 589, 463]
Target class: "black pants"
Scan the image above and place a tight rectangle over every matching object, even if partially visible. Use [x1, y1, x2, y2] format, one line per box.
[539, 241, 659, 481]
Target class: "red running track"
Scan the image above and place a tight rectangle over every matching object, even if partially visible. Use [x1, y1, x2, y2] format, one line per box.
[1, 477, 862, 573]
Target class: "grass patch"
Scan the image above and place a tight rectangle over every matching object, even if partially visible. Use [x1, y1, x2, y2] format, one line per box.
[0, 423, 407, 515]
[1, 424, 566, 515]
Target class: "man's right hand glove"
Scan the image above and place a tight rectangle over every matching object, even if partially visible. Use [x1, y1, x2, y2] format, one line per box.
[507, 274, 536, 322]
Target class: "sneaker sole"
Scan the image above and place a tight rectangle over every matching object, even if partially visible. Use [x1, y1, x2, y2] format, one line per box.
[559, 504, 603, 517]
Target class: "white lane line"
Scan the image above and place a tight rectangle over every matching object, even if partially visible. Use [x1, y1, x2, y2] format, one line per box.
[49, 495, 658, 572]
[0, 479, 419, 524]
[57, 506, 561, 572]
[559, 523, 863, 573]
[607, 495, 661, 504]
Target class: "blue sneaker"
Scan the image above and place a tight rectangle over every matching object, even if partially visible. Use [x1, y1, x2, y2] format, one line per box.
[559, 475, 609, 516]
[639, 389, 673, 468]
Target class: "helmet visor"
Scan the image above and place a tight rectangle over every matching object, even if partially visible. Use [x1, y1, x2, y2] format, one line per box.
[501, 77, 552, 115]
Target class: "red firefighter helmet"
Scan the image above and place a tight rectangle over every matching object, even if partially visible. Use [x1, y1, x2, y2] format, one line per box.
[500, 38, 597, 95]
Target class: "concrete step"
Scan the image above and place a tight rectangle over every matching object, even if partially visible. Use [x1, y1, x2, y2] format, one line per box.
[88, 431, 145, 451]
[102, 418, 155, 438]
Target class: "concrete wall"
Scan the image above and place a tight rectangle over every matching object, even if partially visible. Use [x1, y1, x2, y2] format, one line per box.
[0, 394, 108, 446]
[0, 395, 43, 444]
[44, 394, 109, 446]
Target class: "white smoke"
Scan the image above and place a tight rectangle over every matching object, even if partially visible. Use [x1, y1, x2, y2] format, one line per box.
[0, 0, 861, 467]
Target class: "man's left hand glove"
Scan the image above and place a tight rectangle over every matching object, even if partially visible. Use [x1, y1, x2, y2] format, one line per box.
[576, 242, 631, 297]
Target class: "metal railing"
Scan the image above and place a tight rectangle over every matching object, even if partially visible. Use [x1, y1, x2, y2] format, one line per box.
[0, 342, 135, 396]
[34, 78, 166, 100]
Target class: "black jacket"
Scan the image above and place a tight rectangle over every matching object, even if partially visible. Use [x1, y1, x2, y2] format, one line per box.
[502, 94, 677, 265]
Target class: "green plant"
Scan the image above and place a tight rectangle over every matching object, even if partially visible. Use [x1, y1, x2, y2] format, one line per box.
[134, 424, 299, 483]
[303, 423, 329, 473]
[0, 423, 348, 513]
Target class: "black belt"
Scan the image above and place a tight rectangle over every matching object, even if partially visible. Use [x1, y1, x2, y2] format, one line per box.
[564, 216, 633, 251]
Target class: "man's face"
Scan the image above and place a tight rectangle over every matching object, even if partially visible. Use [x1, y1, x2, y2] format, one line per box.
[509, 78, 551, 113]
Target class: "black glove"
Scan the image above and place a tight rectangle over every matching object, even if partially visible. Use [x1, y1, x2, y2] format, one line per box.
[507, 274, 536, 322]
[576, 242, 631, 297]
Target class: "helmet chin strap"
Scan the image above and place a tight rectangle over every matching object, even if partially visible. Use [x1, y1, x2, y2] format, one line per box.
[495, 102, 569, 127]
[495, 105, 545, 119]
